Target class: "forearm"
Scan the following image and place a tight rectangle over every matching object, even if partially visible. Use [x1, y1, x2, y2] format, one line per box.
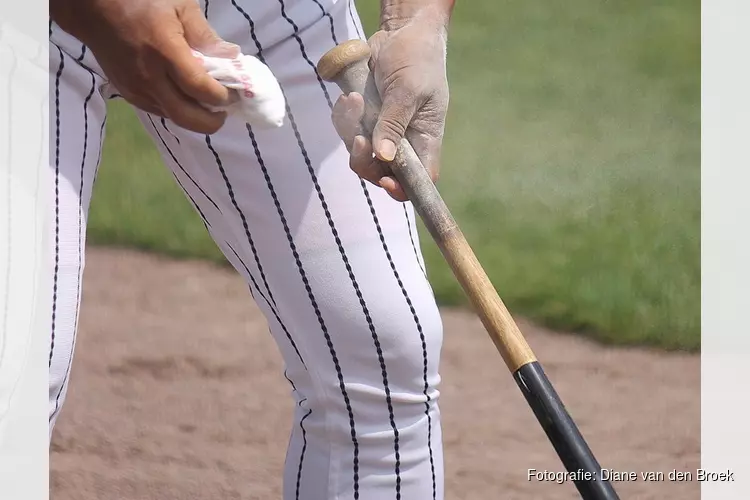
[50, 0, 101, 43]
[49, 0, 74, 28]
[49, 0, 91, 25]
[380, 0, 455, 30]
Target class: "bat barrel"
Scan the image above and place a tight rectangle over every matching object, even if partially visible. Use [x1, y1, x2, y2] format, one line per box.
[515, 362, 620, 499]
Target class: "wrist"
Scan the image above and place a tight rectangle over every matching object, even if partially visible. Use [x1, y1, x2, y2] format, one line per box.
[380, 0, 454, 31]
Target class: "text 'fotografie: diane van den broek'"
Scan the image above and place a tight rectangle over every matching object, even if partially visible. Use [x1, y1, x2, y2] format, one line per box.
[528, 468, 735, 483]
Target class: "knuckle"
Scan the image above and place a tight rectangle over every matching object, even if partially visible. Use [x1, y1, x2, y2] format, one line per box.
[376, 117, 407, 139]
[385, 75, 419, 99]
[193, 24, 216, 41]
[400, 75, 424, 93]
[382, 68, 423, 95]
[376, 95, 418, 139]
[367, 30, 388, 46]
[183, 70, 210, 92]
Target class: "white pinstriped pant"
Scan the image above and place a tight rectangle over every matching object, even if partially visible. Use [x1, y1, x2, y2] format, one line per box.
[48, 1, 444, 498]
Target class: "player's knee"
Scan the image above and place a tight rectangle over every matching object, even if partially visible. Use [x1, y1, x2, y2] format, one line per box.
[341, 298, 443, 428]
[307, 303, 443, 476]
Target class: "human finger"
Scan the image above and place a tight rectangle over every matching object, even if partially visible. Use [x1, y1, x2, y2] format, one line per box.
[331, 92, 365, 152]
[159, 4, 234, 107]
[152, 75, 228, 134]
[350, 135, 390, 187]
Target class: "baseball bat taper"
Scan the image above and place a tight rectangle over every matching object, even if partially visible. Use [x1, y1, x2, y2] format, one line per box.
[317, 40, 620, 500]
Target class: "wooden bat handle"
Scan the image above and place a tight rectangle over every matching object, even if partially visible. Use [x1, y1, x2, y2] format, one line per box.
[318, 40, 537, 372]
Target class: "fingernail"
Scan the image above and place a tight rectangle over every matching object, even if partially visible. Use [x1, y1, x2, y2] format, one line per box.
[378, 140, 397, 162]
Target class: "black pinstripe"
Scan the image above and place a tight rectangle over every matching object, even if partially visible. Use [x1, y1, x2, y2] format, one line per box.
[146, 115, 212, 227]
[283, 369, 297, 391]
[150, 124, 206, 227]
[296, 403, 313, 500]
[339, 1, 427, 278]
[360, 184, 438, 498]
[348, 0, 364, 40]
[310, 0, 338, 43]
[147, 119, 306, 367]
[50, 69, 97, 423]
[173, 173, 209, 226]
[309, 2, 437, 495]
[281, 382, 313, 500]
[223, 241, 306, 367]
[148, 115, 308, 366]
[49, 45, 65, 369]
[247, 122, 362, 495]
[92, 117, 106, 188]
[403, 204, 427, 276]
[228, 1, 362, 495]
[224, 242, 273, 310]
[204, 136, 279, 310]
[160, 117, 181, 144]
[76, 44, 86, 63]
[146, 117, 305, 368]
[275, 0, 334, 109]
[345, 2, 437, 490]
[343, 3, 437, 491]
[286, 1, 443, 495]
[270, 5, 405, 493]
[204, 0, 210, 18]
[143, 115, 221, 213]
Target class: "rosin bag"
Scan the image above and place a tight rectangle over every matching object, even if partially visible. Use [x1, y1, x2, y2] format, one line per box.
[192, 49, 287, 129]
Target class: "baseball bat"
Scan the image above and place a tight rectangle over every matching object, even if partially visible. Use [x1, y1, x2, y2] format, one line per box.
[317, 40, 620, 500]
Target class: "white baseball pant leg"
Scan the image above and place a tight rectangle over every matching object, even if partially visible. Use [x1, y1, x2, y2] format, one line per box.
[47, 26, 108, 435]
[49, 1, 445, 499]
[1, 22, 53, 498]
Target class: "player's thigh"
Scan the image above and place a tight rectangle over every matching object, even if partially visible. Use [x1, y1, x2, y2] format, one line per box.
[0, 22, 50, 454]
[200, 0, 366, 57]
[234, 10, 445, 496]
[136, 0, 442, 392]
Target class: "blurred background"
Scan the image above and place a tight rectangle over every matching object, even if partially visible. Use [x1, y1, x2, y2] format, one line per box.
[52, 1, 700, 499]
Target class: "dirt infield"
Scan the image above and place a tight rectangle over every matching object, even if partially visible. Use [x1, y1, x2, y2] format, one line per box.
[50, 248, 699, 500]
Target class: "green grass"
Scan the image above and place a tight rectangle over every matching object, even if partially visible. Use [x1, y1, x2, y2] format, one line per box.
[88, 0, 700, 350]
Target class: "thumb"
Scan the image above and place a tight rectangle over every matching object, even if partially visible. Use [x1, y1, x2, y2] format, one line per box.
[372, 87, 418, 162]
[179, 3, 240, 58]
